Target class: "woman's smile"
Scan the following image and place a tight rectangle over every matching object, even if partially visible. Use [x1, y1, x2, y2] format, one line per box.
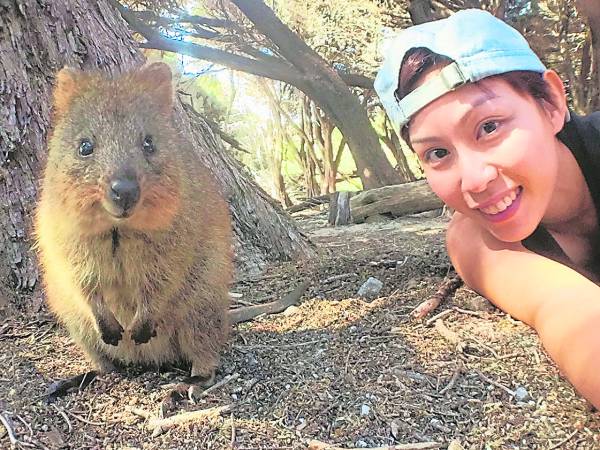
[478, 186, 523, 223]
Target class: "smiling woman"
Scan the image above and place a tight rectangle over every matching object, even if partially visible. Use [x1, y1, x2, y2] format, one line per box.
[376, 9, 600, 408]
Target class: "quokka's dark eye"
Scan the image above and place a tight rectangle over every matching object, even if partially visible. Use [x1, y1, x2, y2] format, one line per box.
[78, 138, 95, 157]
[142, 135, 156, 154]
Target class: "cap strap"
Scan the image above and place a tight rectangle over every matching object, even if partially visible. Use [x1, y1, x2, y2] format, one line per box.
[397, 62, 468, 128]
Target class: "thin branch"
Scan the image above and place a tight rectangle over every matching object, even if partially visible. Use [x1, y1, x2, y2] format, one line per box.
[333, 137, 347, 172]
[0, 412, 18, 446]
[229, 281, 310, 323]
[110, 1, 374, 89]
[148, 404, 232, 437]
[180, 102, 251, 154]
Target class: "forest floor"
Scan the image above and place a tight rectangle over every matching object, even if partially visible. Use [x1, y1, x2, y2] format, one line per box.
[1, 209, 600, 450]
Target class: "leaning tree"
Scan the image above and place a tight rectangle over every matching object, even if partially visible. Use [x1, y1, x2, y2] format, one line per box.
[109, 0, 404, 190]
[0, 0, 314, 309]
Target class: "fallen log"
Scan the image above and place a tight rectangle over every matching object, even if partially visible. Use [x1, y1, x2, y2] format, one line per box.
[350, 180, 443, 223]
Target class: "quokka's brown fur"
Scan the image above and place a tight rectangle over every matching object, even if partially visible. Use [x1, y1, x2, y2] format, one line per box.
[35, 63, 233, 382]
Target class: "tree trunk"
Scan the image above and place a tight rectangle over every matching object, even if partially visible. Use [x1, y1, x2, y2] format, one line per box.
[0, 0, 314, 306]
[317, 112, 336, 195]
[380, 115, 418, 183]
[228, 0, 402, 189]
[258, 80, 292, 207]
[408, 0, 437, 24]
[577, 0, 600, 110]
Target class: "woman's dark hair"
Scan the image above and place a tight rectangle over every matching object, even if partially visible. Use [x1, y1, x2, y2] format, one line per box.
[395, 47, 554, 146]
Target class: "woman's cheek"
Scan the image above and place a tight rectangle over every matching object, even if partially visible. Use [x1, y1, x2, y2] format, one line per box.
[425, 172, 467, 211]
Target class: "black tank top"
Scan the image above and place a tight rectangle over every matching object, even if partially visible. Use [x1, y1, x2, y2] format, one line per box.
[521, 112, 600, 279]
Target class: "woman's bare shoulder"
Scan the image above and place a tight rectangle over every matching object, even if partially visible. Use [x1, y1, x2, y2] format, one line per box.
[445, 212, 521, 283]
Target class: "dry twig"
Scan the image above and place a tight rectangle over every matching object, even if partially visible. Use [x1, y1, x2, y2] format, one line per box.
[51, 404, 73, 433]
[412, 274, 462, 319]
[195, 373, 239, 400]
[439, 363, 463, 395]
[476, 371, 515, 396]
[230, 281, 310, 323]
[307, 440, 441, 450]
[0, 412, 18, 447]
[425, 309, 453, 327]
[548, 429, 579, 450]
[64, 409, 104, 426]
[452, 307, 486, 318]
[148, 404, 232, 437]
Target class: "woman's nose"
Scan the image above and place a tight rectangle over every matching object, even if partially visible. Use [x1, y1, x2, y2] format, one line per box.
[459, 155, 498, 194]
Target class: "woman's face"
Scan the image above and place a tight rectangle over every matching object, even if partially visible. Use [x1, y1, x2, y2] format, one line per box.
[408, 72, 567, 242]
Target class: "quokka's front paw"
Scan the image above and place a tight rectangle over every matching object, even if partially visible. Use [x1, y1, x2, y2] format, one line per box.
[97, 317, 124, 346]
[130, 319, 157, 345]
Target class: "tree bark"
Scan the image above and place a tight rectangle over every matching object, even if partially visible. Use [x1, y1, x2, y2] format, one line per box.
[577, 0, 600, 111]
[380, 115, 418, 183]
[408, 0, 437, 24]
[0, 0, 314, 306]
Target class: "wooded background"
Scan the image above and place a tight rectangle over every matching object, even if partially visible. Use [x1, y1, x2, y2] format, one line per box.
[0, 0, 598, 307]
[113, 0, 598, 202]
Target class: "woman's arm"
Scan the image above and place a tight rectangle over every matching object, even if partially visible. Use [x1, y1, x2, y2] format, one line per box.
[447, 213, 600, 408]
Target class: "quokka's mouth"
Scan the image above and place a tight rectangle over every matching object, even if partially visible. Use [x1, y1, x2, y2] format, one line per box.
[101, 200, 136, 220]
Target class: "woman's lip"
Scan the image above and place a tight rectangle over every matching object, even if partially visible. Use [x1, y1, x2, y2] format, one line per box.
[476, 186, 521, 210]
[480, 187, 523, 223]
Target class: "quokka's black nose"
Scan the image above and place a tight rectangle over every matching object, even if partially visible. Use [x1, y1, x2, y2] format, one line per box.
[109, 178, 140, 213]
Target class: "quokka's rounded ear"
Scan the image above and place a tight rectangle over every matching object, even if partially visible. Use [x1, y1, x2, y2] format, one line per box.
[53, 67, 83, 118]
[135, 62, 174, 113]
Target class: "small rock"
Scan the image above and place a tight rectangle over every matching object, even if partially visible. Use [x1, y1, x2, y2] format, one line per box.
[459, 295, 496, 312]
[360, 404, 371, 416]
[357, 277, 383, 299]
[296, 417, 307, 431]
[355, 440, 369, 448]
[514, 386, 530, 402]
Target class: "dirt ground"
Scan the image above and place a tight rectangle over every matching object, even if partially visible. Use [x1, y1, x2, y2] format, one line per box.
[1, 210, 600, 450]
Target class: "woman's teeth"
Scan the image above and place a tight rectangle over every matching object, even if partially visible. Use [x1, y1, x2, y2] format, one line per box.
[481, 189, 518, 215]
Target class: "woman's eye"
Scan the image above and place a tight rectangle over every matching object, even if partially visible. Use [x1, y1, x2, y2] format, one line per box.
[142, 135, 156, 154]
[78, 138, 95, 157]
[479, 120, 498, 137]
[425, 148, 449, 164]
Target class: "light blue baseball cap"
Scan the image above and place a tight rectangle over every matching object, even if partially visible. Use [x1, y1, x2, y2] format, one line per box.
[375, 9, 546, 133]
